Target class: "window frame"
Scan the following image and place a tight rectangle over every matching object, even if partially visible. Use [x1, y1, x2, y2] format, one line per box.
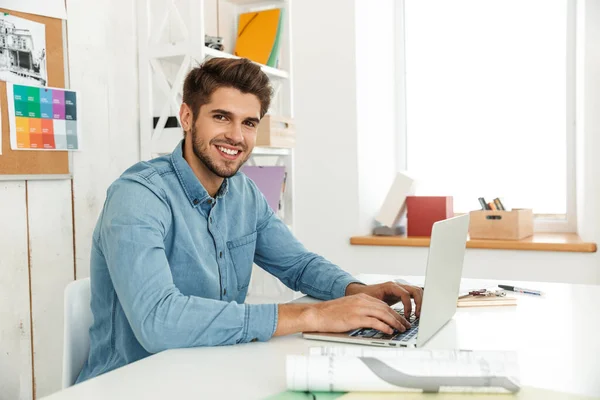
[394, 0, 577, 233]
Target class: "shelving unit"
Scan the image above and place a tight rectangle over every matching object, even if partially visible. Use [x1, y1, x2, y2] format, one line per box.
[137, 0, 296, 302]
[252, 147, 291, 156]
[203, 47, 290, 79]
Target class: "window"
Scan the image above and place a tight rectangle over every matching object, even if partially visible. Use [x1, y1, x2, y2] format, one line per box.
[399, 0, 575, 231]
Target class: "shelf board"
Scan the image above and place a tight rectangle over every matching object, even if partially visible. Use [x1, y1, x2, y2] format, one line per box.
[221, 0, 286, 5]
[251, 147, 291, 156]
[203, 47, 289, 79]
[350, 233, 597, 253]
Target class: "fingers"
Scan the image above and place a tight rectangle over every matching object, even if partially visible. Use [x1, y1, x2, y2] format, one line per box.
[363, 304, 410, 332]
[377, 307, 407, 332]
[404, 285, 424, 317]
[360, 317, 395, 335]
[383, 282, 425, 319]
[355, 292, 411, 329]
[391, 284, 412, 319]
[395, 310, 412, 330]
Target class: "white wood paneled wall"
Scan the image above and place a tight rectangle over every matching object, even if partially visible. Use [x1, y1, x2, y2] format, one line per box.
[68, 0, 140, 280]
[0, 182, 33, 400]
[0, 181, 74, 400]
[27, 181, 75, 398]
[0, 0, 140, 398]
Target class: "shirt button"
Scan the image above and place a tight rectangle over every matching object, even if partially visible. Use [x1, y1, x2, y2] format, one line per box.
[207, 199, 212, 204]
[193, 199, 200, 205]
[219, 251, 223, 258]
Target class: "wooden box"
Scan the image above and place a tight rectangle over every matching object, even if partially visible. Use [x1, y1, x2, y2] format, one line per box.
[256, 115, 295, 148]
[468, 209, 533, 240]
[406, 196, 454, 237]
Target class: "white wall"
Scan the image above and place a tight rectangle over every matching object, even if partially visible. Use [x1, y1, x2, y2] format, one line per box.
[0, 182, 32, 400]
[68, 0, 140, 279]
[292, 0, 361, 268]
[0, 0, 139, 398]
[0, 181, 75, 400]
[292, 0, 600, 285]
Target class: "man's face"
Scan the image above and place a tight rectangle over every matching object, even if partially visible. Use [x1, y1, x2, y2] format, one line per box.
[185, 87, 261, 178]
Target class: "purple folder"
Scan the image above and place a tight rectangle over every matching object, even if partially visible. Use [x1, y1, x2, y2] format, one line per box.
[241, 166, 286, 212]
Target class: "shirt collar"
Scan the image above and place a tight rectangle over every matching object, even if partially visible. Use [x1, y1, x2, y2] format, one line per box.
[170, 140, 229, 208]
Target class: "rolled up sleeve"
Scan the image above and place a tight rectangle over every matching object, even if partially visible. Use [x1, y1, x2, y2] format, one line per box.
[243, 303, 278, 342]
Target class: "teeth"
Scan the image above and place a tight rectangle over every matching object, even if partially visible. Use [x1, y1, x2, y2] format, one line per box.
[218, 146, 239, 156]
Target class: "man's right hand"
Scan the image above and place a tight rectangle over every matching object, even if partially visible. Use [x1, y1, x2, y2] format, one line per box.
[273, 294, 412, 337]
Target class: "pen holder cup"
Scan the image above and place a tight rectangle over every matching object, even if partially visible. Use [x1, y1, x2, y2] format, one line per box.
[468, 209, 533, 240]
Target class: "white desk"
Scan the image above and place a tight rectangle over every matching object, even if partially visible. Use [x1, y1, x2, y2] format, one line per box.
[44, 275, 600, 400]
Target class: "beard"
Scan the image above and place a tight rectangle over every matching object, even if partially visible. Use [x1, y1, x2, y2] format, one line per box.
[190, 125, 251, 178]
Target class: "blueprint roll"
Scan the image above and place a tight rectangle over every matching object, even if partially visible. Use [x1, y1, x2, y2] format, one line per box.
[286, 349, 521, 394]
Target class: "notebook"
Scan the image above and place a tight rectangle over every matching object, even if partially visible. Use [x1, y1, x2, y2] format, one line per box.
[457, 295, 517, 307]
[234, 9, 281, 65]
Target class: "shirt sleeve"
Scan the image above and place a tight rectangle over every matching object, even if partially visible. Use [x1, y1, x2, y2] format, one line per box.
[98, 177, 277, 354]
[250, 181, 363, 300]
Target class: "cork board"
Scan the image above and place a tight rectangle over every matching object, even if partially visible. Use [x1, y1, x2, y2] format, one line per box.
[0, 8, 69, 177]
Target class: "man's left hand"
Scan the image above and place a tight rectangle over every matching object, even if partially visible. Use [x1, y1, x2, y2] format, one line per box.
[345, 282, 423, 319]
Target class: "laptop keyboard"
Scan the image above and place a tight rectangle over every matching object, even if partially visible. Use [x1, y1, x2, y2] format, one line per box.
[350, 310, 419, 342]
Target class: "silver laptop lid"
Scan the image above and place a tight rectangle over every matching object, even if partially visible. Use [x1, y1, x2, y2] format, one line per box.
[416, 214, 469, 347]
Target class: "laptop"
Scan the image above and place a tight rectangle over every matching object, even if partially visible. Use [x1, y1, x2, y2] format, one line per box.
[303, 214, 470, 348]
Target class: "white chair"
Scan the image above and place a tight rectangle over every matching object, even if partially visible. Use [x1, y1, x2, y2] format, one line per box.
[62, 277, 93, 389]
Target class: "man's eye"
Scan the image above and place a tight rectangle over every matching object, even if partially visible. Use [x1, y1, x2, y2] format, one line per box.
[244, 121, 256, 128]
[214, 115, 226, 121]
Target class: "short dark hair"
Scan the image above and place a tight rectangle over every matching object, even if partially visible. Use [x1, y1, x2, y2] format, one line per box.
[182, 58, 272, 125]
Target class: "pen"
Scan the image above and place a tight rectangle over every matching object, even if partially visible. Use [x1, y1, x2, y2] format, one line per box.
[493, 198, 505, 211]
[498, 285, 543, 296]
[478, 197, 489, 210]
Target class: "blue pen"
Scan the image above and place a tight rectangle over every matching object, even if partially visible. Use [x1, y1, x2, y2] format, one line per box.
[498, 285, 543, 296]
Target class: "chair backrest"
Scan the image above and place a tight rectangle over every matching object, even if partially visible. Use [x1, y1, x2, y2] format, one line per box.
[62, 277, 93, 389]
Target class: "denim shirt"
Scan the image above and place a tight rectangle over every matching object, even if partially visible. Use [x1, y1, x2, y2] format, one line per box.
[76, 141, 361, 383]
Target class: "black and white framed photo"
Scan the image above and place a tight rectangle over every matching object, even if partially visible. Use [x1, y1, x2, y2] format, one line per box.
[0, 14, 47, 86]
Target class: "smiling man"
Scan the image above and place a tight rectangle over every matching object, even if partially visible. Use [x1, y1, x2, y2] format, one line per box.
[77, 58, 423, 383]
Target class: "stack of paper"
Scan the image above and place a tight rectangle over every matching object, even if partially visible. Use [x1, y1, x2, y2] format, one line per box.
[234, 8, 285, 67]
[286, 347, 521, 394]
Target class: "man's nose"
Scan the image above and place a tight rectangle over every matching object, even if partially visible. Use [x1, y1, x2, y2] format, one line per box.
[224, 123, 243, 144]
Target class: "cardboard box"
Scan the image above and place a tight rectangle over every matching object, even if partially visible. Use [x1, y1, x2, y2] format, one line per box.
[406, 196, 454, 237]
[256, 115, 295, 148]
[468, 209, 533, 240]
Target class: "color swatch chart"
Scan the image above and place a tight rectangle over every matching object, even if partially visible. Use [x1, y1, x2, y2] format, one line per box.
[7, 83, 81, 151]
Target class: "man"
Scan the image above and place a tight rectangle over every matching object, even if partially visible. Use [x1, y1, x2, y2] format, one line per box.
[77, 58, 423, 383]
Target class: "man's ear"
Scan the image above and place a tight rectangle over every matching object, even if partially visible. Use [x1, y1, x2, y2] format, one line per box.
[179, 103, 193, 132]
